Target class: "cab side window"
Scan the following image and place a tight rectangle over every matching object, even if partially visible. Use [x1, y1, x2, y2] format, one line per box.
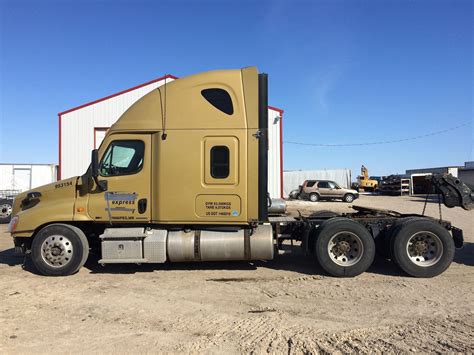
[100, 140, 144, 176]
[210, 146, 229, 178]
[318, 181, 330, 189]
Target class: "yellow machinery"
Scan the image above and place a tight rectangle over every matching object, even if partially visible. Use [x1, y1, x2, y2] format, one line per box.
[357, 165, 378, 192]
[7, 68, 467, 278]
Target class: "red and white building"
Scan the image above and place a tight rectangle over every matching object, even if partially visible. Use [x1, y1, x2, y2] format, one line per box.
[58, 74, 284, 197]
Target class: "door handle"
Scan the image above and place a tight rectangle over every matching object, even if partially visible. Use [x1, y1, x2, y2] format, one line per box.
[138, 199, 147, 214]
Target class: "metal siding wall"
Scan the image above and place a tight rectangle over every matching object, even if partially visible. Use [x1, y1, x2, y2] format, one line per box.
[61, 78, 172, 179]
[31, 165, 56, 188]
[0, 165, 14, 190]
[267, 109, 282, 198]
[0, 164, 56, 192]
[458, 170, 474, 189]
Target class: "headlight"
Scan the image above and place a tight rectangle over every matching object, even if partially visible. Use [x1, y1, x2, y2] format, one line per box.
[8, 216, 19, 233]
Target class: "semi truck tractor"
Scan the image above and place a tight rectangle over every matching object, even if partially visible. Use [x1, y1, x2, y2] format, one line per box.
[7, 67, 472, 277]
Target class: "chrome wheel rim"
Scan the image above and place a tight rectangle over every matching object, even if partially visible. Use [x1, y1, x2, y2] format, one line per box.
[328, 231, 364, 266]
[40, 235, 74, 268]
[310, 195, 318, 202]
[406, 231, 443, 267]
[0, 204, 12, 218]
[345, 195, 354, 202]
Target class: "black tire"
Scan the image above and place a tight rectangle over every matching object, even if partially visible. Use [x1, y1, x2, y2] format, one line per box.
[31, 224, 89, 276]
[343, 194, 355, 203]
[313, 218, 376, 277]
[391, 219, 454, 278]
[0, 199, 13, 224]
[309, 193, 319, 202]
[382, 217, 423, 261]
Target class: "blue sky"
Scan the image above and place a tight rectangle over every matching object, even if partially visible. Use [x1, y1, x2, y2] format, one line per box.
[0, 0, 472, 176]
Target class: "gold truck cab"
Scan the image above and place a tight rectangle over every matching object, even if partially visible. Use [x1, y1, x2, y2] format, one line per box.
[10, 67, 274, 276]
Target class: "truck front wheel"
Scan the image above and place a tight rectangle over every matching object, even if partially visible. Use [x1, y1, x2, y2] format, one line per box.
[314, 218, 375, 277]
[31, 224, 89, 276]
[391, 219, 454, 278]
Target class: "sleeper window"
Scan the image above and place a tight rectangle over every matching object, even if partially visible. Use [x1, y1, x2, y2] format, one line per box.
[201, 88, 234, 115]
[100, 140, 144, 176]
[210, 146, 229, 179]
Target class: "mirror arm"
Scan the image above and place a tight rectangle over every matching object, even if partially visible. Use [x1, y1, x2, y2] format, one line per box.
[93, 176, 108, 191]
[90, 149, 108, 191]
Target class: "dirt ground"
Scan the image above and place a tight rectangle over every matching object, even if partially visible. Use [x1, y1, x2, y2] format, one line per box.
[1, 195, 473, 353]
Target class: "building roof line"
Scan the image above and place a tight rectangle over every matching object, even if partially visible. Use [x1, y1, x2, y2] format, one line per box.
[58, 74, 284, 116]
[58, 74, 178, 116]
[0, 163, 57, 166]
[268, 105, 284, 114]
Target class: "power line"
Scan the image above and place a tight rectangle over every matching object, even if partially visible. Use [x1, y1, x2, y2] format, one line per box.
[284, 121, 472, 147]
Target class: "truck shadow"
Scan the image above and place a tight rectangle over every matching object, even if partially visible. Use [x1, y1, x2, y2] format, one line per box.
[1, 243, 472, 276]
[453, 241, 474, 266]
[83, 252, 404, 277]
[0, 248, 44, 275]
[408, 195, 445, 204]
[83, 241, 474, 275]
[0, 248, 23, 267]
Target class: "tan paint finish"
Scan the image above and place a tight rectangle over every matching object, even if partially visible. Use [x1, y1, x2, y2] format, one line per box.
[10, 67, 262, 237]
[111, 67, 260, 224]
[87, 133, 152, 222]
[195, 195, 241, 218]
[152, 129, 249, 224]
[12, 177, 78, 236]
[203, 136, 239, 185]
[241, 67, 259, 221]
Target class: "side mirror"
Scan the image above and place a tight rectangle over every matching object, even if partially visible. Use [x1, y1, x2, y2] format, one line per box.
[90, 149, 108, 191]
[91, 149, 99, 177]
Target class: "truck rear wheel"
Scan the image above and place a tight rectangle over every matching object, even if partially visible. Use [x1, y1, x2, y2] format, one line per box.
[31, 224, 89, 276]
[314, 218, 375, 277]
[391, 219, 454, 278]
[383, 217, 423, 260]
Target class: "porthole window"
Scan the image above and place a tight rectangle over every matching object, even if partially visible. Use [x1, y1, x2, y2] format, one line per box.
[210, 146, 230, 178]
[201, 88, 234, 115]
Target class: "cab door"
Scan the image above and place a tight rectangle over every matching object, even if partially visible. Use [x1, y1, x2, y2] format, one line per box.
[87, 133, 151, 223]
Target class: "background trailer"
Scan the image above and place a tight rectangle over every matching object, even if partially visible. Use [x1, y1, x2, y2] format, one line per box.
[59, 75, 284, 198]
[0, 164, 57, 194]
